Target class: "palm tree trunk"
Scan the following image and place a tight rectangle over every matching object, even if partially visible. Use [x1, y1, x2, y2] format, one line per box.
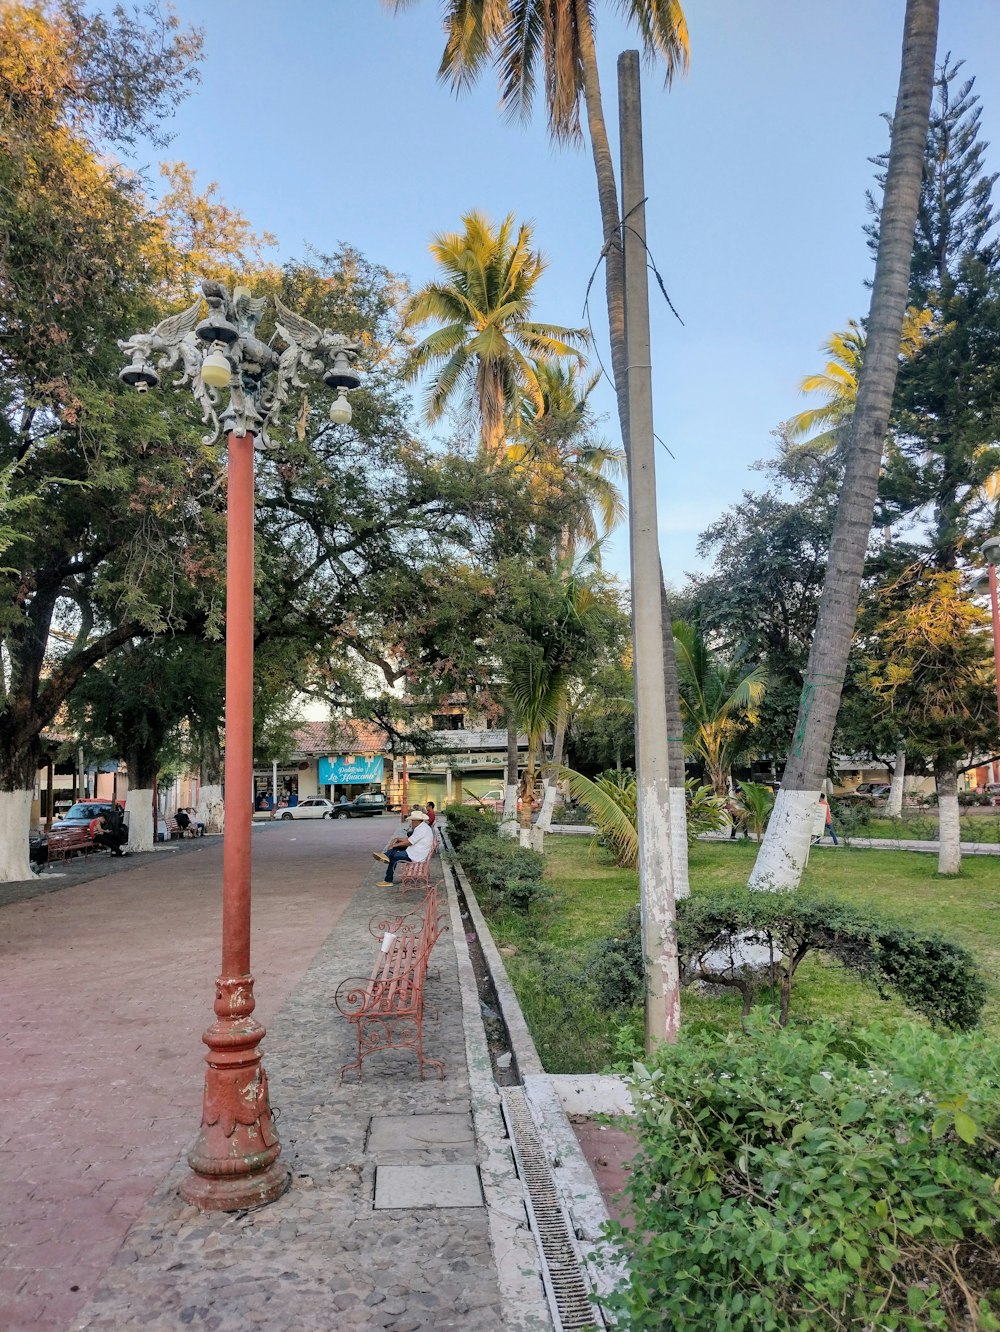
[501, 714, 518, 838]
[749, 0, 939, 891]
[935, 756, 961, 875]
[578, 17, 689, 922]
[885, 745, 906, 818]
[519, 741, 536, 849]
[533, 706, 566, 842]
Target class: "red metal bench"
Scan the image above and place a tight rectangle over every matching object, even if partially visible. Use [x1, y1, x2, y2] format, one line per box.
[335, 883, 447, 1082]
[45, 827, 95, 861]
[398, 834, 441, 892]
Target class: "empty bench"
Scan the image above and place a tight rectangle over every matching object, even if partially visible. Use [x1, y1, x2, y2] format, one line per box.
[45, 827, 95, 861]
[335, 882, 448, 1082]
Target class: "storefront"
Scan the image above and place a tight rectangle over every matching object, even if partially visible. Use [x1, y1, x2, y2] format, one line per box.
[317, 754, 384, 800]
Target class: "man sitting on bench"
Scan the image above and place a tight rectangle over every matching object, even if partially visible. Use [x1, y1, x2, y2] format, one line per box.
[372, 808, 433, 886]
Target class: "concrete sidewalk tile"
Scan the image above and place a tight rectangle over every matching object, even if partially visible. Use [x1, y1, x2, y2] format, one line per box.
[374, 1163, 484, 1209]
[367, 1110, 475, 1152]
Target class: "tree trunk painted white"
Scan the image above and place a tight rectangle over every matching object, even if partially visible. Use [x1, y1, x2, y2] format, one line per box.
[529, 824, 545, 854]
[0, 789, 33, 882]
[125, 787, 155, 852]
[199, 783, 224, 834]
[747, 788, 820, 890]
[746, 0, 939, 894]
[670, 787, 690, 899]
[935, 761, 961, 875]
[501, 717, 519, 839]
[886, 747, 906, 817]
[533, 781, 557, 842]
[519, 825, 531, 850]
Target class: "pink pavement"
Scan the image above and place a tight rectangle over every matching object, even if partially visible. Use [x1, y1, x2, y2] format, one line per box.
[0, 816, 389, 1332]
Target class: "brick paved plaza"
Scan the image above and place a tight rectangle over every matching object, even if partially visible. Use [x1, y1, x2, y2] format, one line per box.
[0, 820, 538, 1332]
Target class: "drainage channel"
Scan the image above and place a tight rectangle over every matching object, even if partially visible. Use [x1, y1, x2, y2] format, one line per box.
[451, 862, 605, 1331]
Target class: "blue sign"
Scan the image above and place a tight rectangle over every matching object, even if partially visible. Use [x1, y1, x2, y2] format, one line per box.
[318, 755, 384, 785]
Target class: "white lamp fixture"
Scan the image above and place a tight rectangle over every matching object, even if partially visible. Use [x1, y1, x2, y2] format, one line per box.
[200, 344, 232, 389]
[329, 390, 352, 425]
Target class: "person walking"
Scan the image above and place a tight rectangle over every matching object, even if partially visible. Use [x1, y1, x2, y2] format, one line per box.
[372, 808, 434, 885]
[816, 793, 839, 845]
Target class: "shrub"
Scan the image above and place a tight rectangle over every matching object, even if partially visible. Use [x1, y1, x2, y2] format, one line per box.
[608, 1020, 1000, 1331]
[458, 830, 545, 913]
[677, 887, 986, 1031]
[495, 875, 549, 913]
[586, 904, 645, 1011]
[443, 802, 496, 849]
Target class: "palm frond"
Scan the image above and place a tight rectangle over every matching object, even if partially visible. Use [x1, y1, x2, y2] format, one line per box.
[557, 765, 639, 868]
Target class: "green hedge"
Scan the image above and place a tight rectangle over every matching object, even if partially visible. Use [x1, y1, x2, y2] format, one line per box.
[586, 888, 986, 1032]
[449, 817, 548, 913]
[609, 1020, 1000, 1330]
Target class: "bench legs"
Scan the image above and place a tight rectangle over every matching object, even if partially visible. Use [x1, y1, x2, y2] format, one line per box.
[340, 1014, 444, 1083]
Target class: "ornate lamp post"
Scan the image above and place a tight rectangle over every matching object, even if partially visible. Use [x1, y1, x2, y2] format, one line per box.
[119, 282, 360, 1210]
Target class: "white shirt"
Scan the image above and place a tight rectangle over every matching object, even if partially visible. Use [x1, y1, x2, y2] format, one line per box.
[406, 821, 434, 863]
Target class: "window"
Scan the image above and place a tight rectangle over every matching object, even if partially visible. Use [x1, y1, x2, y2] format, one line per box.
[432, 713, 465, 730]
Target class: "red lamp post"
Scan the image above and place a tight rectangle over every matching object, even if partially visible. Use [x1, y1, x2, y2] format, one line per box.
[119, 281, 360, 1210]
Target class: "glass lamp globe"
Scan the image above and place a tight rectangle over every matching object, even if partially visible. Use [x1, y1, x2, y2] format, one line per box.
[201, 346, 232, 389]
[329, 391, 352, 425]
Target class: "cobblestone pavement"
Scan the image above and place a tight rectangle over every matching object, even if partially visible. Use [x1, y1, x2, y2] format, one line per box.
[1, 820, 510, 1332]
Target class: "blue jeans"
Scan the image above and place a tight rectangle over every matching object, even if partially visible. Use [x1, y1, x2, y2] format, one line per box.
[382, 848, 411, 882]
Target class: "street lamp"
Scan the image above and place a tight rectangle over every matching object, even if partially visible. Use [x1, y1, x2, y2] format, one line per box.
[118, 282, 360, 1211]
[975, 536, 1000, 733]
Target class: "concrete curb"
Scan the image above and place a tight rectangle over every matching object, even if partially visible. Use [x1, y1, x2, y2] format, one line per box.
[442, 833, 629, 1325]
[438, 853, 553, 1331]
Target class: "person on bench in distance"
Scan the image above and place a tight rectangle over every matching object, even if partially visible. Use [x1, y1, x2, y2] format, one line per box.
[372, 807, 433, 886]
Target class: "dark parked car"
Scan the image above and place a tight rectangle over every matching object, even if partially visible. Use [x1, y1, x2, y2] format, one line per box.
[853, 783, 890, 798]
[51, 801, 119, 830]
[330, 793, 387, 818]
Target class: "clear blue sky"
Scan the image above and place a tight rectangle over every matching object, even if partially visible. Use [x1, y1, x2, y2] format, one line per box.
[124, 1, 1000, 582]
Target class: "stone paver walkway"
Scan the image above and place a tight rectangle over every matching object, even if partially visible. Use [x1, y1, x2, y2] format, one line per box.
[1, 820, 540, 1332]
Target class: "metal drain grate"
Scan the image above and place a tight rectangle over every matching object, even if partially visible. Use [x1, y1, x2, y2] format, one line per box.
[501, 1086, 603, 1331]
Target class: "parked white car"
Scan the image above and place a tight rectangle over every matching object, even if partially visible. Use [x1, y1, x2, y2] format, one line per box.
[276, 798, 338, 820]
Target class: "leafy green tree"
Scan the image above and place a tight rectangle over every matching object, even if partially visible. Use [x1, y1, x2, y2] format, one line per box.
[861, 569, 1000, 874]
[0, 0, 205, 879]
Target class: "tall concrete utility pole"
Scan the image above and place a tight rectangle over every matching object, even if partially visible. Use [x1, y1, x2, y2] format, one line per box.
[618, 50, 681, 1048]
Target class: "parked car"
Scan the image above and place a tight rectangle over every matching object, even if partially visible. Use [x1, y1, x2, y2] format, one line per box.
[51, 800, 119, 830]
[276, 797, 338, 820]
[330, 793, 388, 818]
[985, 783, 1000, 805]
[462, 788, 505, 813]
[854, 782, 890, 798]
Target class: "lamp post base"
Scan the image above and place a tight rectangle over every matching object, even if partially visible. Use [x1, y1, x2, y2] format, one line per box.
[179, 975, 289, 1213]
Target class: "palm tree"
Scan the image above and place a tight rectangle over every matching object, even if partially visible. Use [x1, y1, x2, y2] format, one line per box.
[512, 360, 626, 552]
[672, 619, 766, 798]
[786, 308, 932, 454]
[387, 0, 694, 899]
[750, 0, 940, 891]
[402, 210, 586, 457]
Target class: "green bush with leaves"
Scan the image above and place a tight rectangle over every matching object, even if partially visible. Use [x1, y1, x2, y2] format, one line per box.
[442, 802, 496, 849]
[608, 1020, 1000, 1331]
[456, 826, 546, 913]
[679, 887, 986, 1030]
[585, 889, 986, 1031]
[586, 904, 645, 1011]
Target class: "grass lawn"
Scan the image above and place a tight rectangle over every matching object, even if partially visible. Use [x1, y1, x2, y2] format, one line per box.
[486, 835, 1000, 1073]
[854, 810, 1000, 842]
